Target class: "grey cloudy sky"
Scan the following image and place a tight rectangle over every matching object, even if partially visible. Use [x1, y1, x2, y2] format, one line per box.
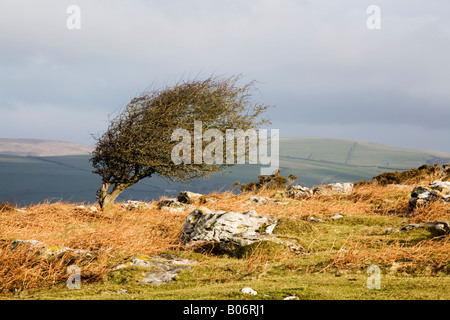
[1, 0, 449, 153]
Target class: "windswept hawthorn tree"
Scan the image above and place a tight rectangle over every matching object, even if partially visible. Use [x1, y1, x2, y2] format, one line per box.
[91, 75, 270, 210]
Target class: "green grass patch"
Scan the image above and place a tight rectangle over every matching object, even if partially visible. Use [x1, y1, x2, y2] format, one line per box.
[7, 271, 450, 300]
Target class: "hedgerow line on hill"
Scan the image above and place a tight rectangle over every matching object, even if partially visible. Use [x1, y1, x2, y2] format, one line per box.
[280, 155, 409, 171]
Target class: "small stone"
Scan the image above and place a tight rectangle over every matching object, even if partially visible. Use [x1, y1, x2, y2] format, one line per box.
[283, 296, 298, 300]
[247, 196, 270, 204]
[330, 214, 344, 220]
[400, 224, 422, 231]
[240, 287, 257, 295]
[284, 185, 312, 198]
[326, 183, 353, 194]
[102, 288, 129, 295]
[37, 245, 71, 257]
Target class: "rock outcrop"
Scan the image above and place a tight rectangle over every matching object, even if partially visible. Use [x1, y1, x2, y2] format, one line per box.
[409, 180, 450, 210]
[177, 191, 203, 204]
[181, 208, 304, 255]
[181, 208, 278, 243]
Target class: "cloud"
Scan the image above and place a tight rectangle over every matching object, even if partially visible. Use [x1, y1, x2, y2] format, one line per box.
[0, 0, 449, 152]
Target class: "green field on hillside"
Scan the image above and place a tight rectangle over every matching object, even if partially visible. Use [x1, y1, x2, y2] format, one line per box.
[1, 137, 449, 206]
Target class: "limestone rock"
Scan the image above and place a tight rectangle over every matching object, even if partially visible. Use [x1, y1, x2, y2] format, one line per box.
[400, 221, 449, 234]
[311, 186, 326, 195]
[10, 239, 44, 251]
[102, 288, 129, 295]
[110, 254, 197, 285]
[247, 196, 271, 204]
[181, 208, 278, 244]
[384, 227, 399, 234]
[409, 180, 450, 209]
[121, 200, 150, 210]
[10, 239, 92, 258]
[177, 191, 203, 204]
[74, 205, 99, 213]
[157, 198, 191, 212]
[200, 197, 218, 205]
[430, 180, 450, 191]
[284, 185, 312, 199]
[181, 208, 307, 255]
[240, 287, 258, 295]
[326, 182, 353, 194]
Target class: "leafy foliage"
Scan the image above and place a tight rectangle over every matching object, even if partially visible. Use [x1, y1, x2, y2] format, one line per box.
[239, 170, 297, 193]
[90, 75, 270, 209]
[368, 164, 450, 185]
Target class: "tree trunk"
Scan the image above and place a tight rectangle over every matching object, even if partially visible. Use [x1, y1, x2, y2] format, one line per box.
[96, 171, 153, 211]
[97, 183, 126, 211]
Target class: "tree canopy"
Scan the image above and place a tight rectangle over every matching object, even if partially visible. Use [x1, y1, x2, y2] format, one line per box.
[90, 75, 270, 210]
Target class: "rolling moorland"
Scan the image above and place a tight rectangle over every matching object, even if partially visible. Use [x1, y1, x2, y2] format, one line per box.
[1, 137, 450, 206]
[0, 162, 449, 300]
[0, 137, 449, 301]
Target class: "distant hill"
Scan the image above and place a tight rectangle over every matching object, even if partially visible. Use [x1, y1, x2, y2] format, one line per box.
[277, 137, 450, 186]
[0, 138, 93, 156]
[1, 137, 449, 206]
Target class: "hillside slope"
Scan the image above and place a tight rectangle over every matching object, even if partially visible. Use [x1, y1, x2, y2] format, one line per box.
[1, 137, 449, 206]
[0, 138, 93, 156]
[278, 137, 450, 186]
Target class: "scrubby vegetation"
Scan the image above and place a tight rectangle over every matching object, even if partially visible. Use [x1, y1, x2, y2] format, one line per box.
[0, 166, 449, 300]
[357, 164, 450, 186]
[239, 169, 297, 193]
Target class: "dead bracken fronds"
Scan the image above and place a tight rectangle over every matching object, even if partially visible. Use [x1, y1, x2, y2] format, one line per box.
[0, 174, 449, 295]
[0, 201, 186, 293]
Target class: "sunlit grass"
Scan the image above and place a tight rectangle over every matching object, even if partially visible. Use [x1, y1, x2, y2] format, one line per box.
[1, 181, 449, 299]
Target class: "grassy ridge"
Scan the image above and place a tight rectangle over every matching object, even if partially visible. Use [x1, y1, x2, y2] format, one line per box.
[1, 137, 450, 206]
